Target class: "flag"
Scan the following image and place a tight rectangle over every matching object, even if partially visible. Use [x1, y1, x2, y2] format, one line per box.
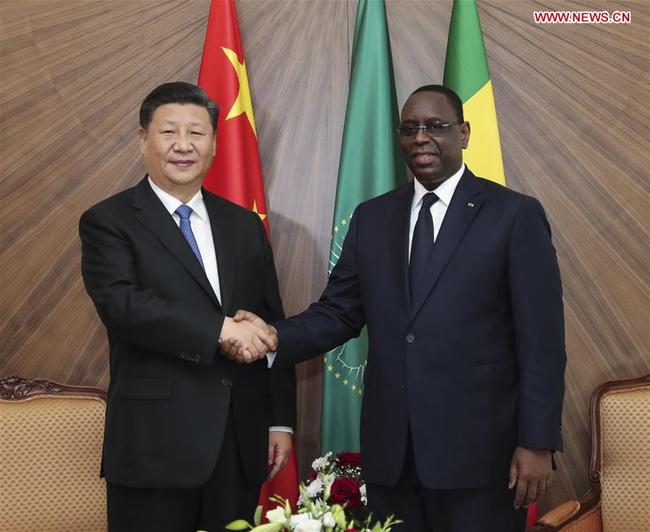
[444, 1, 539, 524]
[321, 0, 405, 454]
[443, 0, 505, 185]
[197, 0, 299, 512]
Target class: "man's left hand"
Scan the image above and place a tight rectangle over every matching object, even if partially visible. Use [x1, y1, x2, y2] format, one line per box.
[267, 431, 292, 480]
[508, 446, 553, 509]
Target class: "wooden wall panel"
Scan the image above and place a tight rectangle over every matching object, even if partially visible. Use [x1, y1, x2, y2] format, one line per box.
[1, 0, 648, 513]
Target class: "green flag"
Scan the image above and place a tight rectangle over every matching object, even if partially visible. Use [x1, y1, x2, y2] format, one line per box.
[443, 0, 505, 184]
[321, 0, 405, 454]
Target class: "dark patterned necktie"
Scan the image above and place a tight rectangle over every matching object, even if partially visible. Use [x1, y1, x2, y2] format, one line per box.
[409, 192, 438, 301]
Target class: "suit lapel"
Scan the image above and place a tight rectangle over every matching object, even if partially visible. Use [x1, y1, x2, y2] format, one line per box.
[410, 169, 485, 319]
[203, 191, 236, 313]
[132, 179, 221, 308]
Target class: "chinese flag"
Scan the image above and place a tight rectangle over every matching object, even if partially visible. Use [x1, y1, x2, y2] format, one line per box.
[197, 0, 299, 515]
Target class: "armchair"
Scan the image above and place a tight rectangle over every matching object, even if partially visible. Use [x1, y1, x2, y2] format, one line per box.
[530, 374, 650, 532]
[0, 375, 107, 531]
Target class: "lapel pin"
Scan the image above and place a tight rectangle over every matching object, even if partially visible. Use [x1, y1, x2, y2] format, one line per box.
[467, 202, 475, 208]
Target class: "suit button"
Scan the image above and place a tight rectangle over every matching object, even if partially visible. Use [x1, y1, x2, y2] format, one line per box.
[221, 378, 232, 387]
[406, 333, 415, 343]
[400, 383, 407, 390]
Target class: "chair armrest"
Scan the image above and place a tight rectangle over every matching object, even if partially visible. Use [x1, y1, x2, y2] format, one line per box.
[528, 501, 580, 530]
[528, 489, 601, 532]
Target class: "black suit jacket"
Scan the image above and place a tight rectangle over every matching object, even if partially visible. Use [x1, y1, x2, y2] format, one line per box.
[80, 178, 295, 488]
[275, 168, 565, 490]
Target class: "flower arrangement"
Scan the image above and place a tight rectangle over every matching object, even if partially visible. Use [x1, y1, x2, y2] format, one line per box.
[226, 452, 400, 532]
[302, 452, 367, 523]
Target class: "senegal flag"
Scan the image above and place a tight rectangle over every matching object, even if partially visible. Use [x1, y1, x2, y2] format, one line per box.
[443, 0, 505, 185]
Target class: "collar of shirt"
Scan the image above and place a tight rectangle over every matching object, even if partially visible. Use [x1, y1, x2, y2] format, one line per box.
[412, 163, 465, 212]
[147, 177, 209, 223]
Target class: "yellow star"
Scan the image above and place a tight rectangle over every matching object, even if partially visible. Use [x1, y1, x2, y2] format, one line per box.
[221, 47, 257, 136]
[343, 379, 349, 385]
[335, 373, 341, 379]
[328, 365, 333, 371]
[351, 384, 357, 391]
[334, 226, 339, 232]
[341, 219, 347, 225]
[251, 201, 267, 222]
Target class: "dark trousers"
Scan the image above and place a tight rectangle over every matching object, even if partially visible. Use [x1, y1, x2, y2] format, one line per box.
[107, 413, 260, 532]
[366, 436, 527, 532]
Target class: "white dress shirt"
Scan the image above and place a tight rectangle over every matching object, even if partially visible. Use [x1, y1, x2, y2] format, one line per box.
[148, 178, 291, 434]
[148, 177, 222, 302]
[408, 164, 465, 261]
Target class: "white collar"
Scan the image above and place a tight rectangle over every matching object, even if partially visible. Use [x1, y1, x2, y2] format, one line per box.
[412, 164, 465, 209]
[147, 177, 208, 222]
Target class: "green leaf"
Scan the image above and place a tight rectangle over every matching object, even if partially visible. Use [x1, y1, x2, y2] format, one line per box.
[253, 505, 263, 526]
[249, 523, 285, 532]
[225, 519, 252, 530]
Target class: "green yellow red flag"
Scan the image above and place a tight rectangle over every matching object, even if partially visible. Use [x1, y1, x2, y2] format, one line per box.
[443, 0, 505, 185]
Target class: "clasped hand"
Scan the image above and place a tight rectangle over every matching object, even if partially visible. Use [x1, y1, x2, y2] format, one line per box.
[218, 311, 277, 363]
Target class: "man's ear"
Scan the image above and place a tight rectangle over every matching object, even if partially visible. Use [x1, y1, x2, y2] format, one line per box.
[461, 121, 470, 149]
[138, 127, 147, 155]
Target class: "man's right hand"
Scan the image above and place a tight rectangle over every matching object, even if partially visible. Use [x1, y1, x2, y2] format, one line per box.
[219, 316, 276, 363]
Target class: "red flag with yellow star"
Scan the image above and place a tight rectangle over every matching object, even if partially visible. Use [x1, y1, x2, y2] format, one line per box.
[198, 0, 269, 236]
[197, 0, 299, 514]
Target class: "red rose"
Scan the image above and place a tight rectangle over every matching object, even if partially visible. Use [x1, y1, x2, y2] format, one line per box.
[329, 477, 362, 508]
[336, 451, 361, 467]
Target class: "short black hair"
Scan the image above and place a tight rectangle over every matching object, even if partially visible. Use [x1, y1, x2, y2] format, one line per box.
[410, 84, 464, 123]
[139, 82, 219, 131]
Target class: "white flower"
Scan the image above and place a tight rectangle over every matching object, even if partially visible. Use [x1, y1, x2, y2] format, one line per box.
[360, 483, 367, 505]
[311, 452, 332, 471]
[289, 513, 311, 527]
[320, 473, 336, 489]
[265, 507, 287, 524]
[306, 478, 323, 498]
[293, 519, 323, 532]
[322, 511, 336, 528]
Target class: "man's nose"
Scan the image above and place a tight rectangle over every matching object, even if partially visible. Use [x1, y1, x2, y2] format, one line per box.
[174, 134, 192, 151]
[413, 129, 431, 144]
[413, 128, 431, 144]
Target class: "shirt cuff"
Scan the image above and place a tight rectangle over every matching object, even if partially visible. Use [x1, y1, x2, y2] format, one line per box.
[269, 426, 293, 434]
[265, 351, 277, 368]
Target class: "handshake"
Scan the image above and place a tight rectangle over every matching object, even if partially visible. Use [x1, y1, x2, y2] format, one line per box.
[218, 310, 278, 363]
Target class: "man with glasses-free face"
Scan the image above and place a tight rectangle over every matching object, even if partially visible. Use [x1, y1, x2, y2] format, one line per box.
[229, 85, 566, 532]
[80, 82, 295, 532]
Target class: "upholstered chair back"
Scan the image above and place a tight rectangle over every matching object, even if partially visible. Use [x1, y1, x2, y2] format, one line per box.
[596, 381, 650, 531]
[0, 376, 107, 532]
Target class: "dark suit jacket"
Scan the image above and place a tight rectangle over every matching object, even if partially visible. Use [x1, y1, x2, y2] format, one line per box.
[80, 177, 295, 488]
[274, 168, 565, 490]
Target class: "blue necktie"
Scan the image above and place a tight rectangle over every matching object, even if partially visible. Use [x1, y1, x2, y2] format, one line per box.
[409, 192, 438, 302]
[175, 204, 204, 269]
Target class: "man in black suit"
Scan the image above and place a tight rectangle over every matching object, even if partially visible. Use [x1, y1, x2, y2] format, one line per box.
[80, 82, 295, 531]
[230, 85, 565, 532]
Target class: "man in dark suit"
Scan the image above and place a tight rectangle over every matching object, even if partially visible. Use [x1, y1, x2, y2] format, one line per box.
[79, 82, 295, 531]
[230, 85, 565, 532]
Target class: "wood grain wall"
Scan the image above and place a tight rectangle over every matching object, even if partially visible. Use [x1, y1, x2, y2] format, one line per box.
[1, 0, 648, 513]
